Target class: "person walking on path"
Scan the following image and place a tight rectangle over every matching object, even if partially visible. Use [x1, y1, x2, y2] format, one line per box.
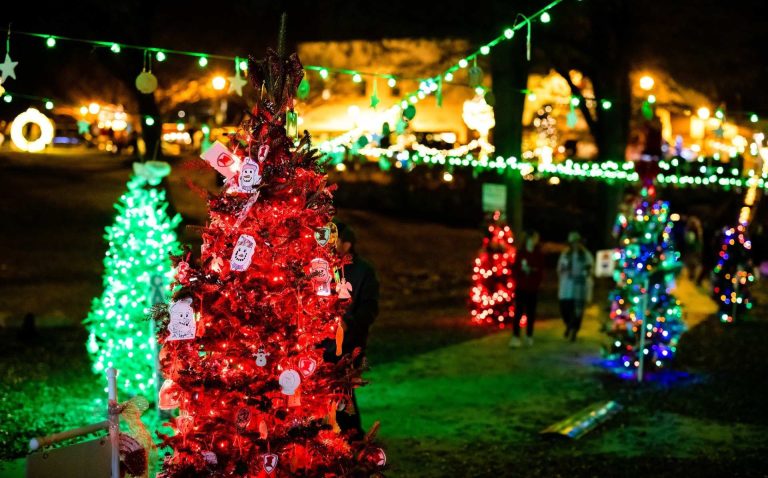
[558, 231, 594, 342]
[509, 230, 544, 348]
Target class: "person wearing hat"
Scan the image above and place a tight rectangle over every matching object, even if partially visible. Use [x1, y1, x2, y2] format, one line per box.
[557, 231, 594, 341]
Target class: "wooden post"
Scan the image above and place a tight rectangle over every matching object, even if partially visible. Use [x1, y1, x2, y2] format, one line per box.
[106, 368, 120, 478]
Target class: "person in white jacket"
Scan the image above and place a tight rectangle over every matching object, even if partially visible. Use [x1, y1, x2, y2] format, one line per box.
[558, 231, 594, 341]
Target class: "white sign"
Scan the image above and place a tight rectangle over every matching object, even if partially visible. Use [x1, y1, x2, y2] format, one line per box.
[595, 249, 616, 278]
[200, 141, 241, 179]
[482, 183, 507, 214]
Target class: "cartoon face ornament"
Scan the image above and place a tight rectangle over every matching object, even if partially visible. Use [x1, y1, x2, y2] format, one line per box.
[298, 357, 317, 377]
[167, 298, 196, 341]
[230, 234, 256, 272]
[262, 454, 279, 474]
[278, 369, 301, 396]
[237, 158, 261, 192]
[314, 222, 338, 247]
[310, 258, 332, 296]
[202, 451, 217, 466]
[255, 346, 269, 367]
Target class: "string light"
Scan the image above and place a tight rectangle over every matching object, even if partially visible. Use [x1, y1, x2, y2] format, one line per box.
[540, 11, 551, 23]
[110, 43, 121, 53]
[45, 36, 56, 48]
[198, 56, 208, 67]
[155, 51, 166, 62]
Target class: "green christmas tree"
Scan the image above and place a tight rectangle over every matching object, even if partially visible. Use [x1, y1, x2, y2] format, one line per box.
[604, 187, 686, 379]
[85, 161, 181, 399]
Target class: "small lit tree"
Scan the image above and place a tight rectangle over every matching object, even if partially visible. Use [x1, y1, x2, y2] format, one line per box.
[604, 187, 686, 379]
[470, 212, 516, 327]
[712, 224, 756, 322]
[85, 161, 181, 400]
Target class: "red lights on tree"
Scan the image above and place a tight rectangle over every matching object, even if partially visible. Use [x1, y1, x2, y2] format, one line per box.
[155, 48, 385, 477]
[469, 212, 517, 326]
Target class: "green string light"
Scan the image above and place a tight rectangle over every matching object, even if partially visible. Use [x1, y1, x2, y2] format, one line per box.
[601, 99, 613, 110]
[44, 100, 54, 110]
[110, 43, 121, 53]
[541, 11, 552, 23]
[750, 113, 759, 123]
[155, 51, 166, 62]
[239, 60, 248, 72]
[46, 36, 56, 48]
[198, 56, 208, 67]
[144, 116, 155, 126]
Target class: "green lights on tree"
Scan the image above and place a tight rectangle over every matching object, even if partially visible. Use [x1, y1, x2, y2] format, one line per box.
[84, 164, 181, 401]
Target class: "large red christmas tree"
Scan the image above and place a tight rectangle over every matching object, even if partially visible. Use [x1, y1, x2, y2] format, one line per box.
[155, 42, 385, 477]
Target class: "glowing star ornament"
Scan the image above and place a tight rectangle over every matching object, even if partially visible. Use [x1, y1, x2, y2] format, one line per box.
[167, 298, 196, 340]
[230, 234, 256, 271]
[0, 53, 18, 81]
[310, 258, 332, 296]
[228, 71, 247, 96]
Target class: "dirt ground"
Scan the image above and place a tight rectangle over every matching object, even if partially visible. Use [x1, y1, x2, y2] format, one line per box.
[1, 150, 767, 477]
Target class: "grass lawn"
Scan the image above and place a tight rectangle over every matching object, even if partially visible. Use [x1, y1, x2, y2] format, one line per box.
[1, 150, 767, 477]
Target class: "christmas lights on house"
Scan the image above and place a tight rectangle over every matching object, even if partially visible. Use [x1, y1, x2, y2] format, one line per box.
[84, 161, 181, 400]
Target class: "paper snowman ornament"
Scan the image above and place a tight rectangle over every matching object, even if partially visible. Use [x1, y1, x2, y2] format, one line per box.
[298, 357, 317, 377]
[257, 144, 270, 161]
[278, 369, 301, 396]
[310, 258, 332, 296]
[167, 298, 196, 341]
[237, 158, 261, 192]
[262, 454, 278, 474]
[255, 346, 269, 367]
[230, 234, 256, 272]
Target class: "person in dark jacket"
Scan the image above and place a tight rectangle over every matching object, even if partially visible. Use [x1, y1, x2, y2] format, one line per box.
[327, 221, 380, 439]
[509, 230, 545, 348]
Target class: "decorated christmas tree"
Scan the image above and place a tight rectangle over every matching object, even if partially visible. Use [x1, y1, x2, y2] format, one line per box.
[84, 161, 181, 400]
[469, 211, 516, 327]
[712, 224, 755, 323]
[604, 187, 686, 379]
[155, 41, 386, 477]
